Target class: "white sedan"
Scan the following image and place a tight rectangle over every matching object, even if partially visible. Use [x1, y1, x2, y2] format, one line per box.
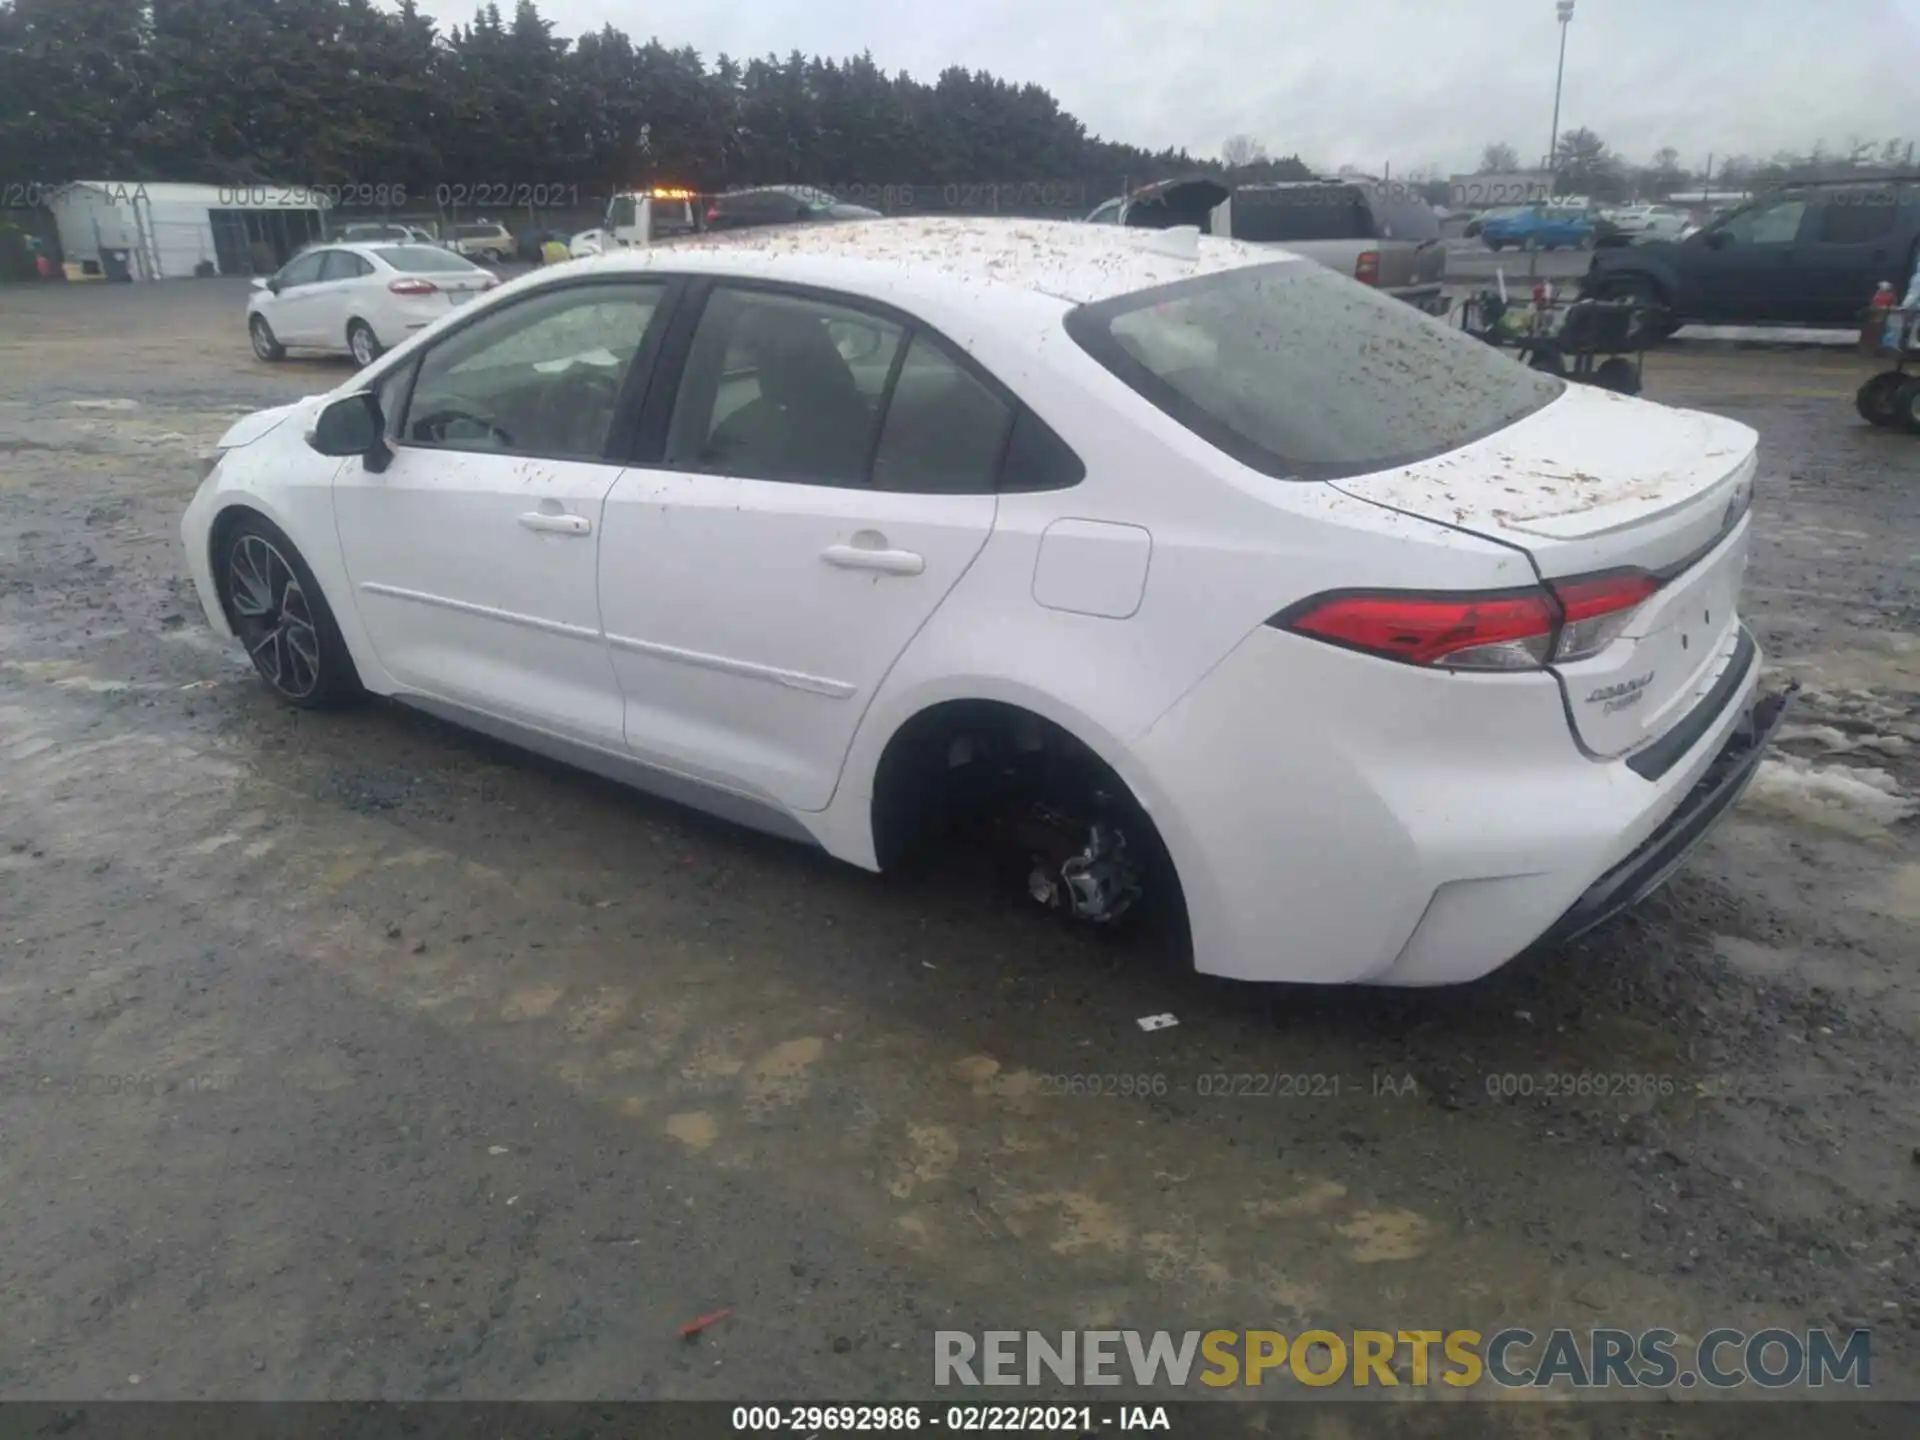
[1608, 204, 1692, 240]
[185, 218, 1788, 987]
[247, 242, 498, 367]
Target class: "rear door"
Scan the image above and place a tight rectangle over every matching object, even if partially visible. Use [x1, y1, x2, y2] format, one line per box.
[596, 280, 1007, 812]
[1797, 184, 1911, 323]
[262, 250, 331, 344]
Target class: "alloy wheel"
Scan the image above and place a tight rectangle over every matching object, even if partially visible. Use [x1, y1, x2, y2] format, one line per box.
[228, 533, 323, 699]
[250, 319, 276, 359]
[349, 325, 375, 366]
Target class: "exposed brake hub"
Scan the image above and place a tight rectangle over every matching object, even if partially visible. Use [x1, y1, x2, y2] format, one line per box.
[1008, 802, 1142, 925]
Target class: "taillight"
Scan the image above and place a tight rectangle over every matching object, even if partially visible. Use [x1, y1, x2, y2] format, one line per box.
[1354, 250, 1380, 285]
[1273, 571, 1660, 671]
[706, 207, 720, 224]
[1548, 570, 1661, 662]
[389, 278, 437, 296]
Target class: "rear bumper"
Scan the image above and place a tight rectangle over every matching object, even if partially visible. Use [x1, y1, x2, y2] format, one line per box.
[1386, 284, 1448, 313]
[1534, 679, 1793, 948]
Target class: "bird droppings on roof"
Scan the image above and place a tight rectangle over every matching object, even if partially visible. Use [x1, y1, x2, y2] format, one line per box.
[584, 216, 1302, 306]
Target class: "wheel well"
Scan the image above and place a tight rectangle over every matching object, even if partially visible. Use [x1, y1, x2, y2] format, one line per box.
[869, 698, 1189, 941]
[206, 503, 272, 626]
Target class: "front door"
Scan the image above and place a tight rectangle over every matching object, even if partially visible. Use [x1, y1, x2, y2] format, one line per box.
[333, 277, 675, 750]
[1682, 194, 1813, 322]
[597, 282, 1009, 811]
[261, 249, 329, 343]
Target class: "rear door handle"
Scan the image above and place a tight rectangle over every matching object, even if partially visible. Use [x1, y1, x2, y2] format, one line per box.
[519, 511, 592, 536]
[821, 543, 924, 576]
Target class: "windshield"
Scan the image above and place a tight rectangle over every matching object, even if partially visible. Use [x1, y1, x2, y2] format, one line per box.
[374, 245, 482, 273]
[1064, 260, 1565, 481]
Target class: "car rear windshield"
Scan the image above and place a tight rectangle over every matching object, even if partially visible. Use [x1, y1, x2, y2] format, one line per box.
[1231, 185, 1373, 243]
[1064, 260, 1565, 481]
[374, 245, 479, 273]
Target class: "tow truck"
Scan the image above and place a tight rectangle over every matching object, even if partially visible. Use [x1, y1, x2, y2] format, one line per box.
[568, 188, 701, 258]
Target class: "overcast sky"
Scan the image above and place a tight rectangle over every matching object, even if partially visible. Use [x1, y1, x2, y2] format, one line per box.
[411, 0, 1920, 174]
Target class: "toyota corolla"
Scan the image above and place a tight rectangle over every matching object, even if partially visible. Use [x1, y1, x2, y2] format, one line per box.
[182, 217, 1789, 986]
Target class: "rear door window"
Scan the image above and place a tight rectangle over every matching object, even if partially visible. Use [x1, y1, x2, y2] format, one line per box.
[319, 251, 371, 282]
[1230, 185, 1373, 243]
[870, 335, 1014, 495]
[1065, 260, 1564, 481]
[1814, 190, 1901, 244]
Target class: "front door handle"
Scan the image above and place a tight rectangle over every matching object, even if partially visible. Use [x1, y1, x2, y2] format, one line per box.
[821, 543, 924, 576]
[519, 511, 591, 536]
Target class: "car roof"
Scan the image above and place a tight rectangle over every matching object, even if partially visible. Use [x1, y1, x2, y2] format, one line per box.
[571, 216, 1299, 307]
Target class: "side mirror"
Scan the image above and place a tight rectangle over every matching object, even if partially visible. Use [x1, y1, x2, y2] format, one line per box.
[252, 276, 272, 292]
[308, 391, 386, 463]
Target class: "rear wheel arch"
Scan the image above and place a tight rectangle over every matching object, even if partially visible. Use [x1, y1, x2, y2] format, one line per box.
[866, 696, 1190, 944]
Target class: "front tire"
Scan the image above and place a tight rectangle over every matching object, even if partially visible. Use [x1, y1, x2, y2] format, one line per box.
[249, 315, 285, 362]
[347, 319, 382, 368]
[219, 515, 362, 708]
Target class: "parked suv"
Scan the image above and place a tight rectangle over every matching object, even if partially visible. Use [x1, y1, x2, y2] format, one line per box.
[704, 186, 883, 232]
[1587, 178, 1920, 330]
[1088, 175, 1448, 313]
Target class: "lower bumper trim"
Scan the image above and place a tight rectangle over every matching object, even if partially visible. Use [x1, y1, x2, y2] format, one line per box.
[1534, 681, 1794, 949]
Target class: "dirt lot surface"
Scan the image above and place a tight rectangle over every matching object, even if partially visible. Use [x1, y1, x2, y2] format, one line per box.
[2, 279, 1918, 1428]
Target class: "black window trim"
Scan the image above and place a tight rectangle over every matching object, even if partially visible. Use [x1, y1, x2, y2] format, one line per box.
[629, 273, 1078, 495]
[370, 272, 687, 466]
[1062, 261, 1565, 483]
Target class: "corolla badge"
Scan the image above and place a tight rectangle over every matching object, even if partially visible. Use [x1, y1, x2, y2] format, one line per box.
[1588, 671, 1654, 715]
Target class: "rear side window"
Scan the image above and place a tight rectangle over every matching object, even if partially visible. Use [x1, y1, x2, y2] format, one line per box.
[1231, 186, 1372, 243]
[1065, 260, 1565, 482]
[1814, 191, 1900, 244]
[870, 335, 1014, 494]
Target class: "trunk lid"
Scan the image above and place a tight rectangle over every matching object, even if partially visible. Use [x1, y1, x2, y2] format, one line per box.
[1331, 383, 1758, 759]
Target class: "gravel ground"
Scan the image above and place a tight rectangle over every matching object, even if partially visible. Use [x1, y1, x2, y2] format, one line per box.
[1, 278, 1917, 1426]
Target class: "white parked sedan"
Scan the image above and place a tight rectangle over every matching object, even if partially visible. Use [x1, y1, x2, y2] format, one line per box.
[186, 218, 1788, 987]
[246, 242, 498, 367]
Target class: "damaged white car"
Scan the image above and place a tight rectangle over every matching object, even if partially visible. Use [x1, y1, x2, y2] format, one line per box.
[182, 217, 1789, 986]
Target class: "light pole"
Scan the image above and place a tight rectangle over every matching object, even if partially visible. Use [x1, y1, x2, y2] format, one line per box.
[1547, 0, 1574, 189]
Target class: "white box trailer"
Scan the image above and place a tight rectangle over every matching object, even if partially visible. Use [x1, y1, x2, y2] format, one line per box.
[47, 181, 330, 281]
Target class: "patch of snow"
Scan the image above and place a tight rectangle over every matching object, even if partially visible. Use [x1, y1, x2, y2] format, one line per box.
[1742, 755, 1917, 837]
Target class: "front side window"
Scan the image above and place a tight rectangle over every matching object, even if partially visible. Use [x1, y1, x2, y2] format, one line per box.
[398, 281, 665, 460]
[1718, 197, 1809, 246]
[276, 251, 327, 288]
[664, 287, 903, 485]
[608, 196, 638, 229]
[1087, 200, 1123, 225]
[1065, 259, 1565, 482]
